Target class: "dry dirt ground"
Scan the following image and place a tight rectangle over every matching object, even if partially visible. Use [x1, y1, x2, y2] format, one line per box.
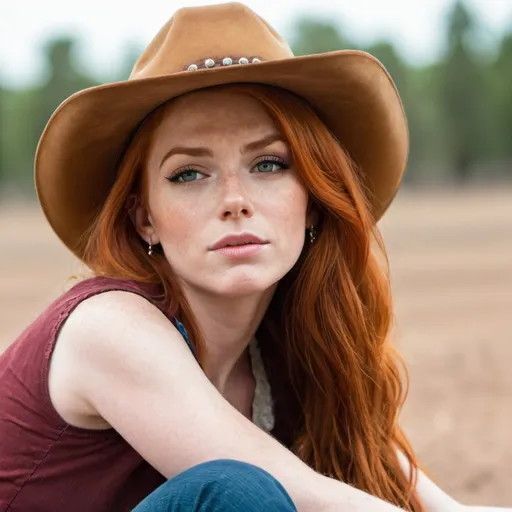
[1, 187, 511, 506]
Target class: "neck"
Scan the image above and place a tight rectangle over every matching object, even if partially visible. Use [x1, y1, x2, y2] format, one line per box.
[180, 284, 275, 392]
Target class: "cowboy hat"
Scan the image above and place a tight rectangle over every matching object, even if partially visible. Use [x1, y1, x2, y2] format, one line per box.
[35, 2, 408, 258]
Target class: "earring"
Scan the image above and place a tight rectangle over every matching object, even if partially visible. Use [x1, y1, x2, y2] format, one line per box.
[308, 225, 317, 244]
[147, 237, 153, 256]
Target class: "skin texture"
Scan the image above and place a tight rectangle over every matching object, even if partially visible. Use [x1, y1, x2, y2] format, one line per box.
[47, 89, 510, 512]
[134, 90, 311, 389]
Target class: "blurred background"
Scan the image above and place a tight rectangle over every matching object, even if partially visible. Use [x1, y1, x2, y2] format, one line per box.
[0, 0, 511, 506]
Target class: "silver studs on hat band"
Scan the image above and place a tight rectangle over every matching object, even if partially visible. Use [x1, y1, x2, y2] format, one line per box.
[185, 56, 263, 71]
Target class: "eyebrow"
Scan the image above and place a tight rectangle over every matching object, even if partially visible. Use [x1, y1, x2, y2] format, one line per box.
[159, 133, 285, 168]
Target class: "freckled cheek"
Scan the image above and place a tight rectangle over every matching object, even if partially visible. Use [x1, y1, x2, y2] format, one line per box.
[258, 186, 309, 249]
[152, 198, 208, 252]
[259, 185, 308, 223]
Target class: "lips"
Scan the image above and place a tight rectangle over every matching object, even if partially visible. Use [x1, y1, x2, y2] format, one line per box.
[210, 233, 268, 250]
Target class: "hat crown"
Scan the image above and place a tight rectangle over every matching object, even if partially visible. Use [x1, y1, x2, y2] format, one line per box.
[130, 2, 294, 80]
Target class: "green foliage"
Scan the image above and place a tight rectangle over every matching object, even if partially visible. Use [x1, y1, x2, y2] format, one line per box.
[492, 33, 512, 160]
[0, 0, 511, 194]
[0, 85, 5, 183]
[1, 87, 39, 187]
[290, 18, 347, 55]
[288, 3, 511, 183]
[436, 1, 494, 180]
[0, 37, 100, 193]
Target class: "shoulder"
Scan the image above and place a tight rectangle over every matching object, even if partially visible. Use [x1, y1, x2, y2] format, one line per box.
[63, 287, 167, 331]
[61, 276, 167, 308]
[49, 290, 191, 427]
[56, 289, 188, 372]
[52, 276, 176, 351]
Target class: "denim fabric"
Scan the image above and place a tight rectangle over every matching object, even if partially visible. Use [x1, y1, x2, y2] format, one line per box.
[132, 459, 297, 511]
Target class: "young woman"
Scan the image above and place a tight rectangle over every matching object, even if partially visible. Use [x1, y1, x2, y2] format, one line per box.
[0, 3, 508, 512]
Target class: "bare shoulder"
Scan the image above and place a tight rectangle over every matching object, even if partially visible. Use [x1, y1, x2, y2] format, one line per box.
[48, 290, 332, 498]
[47, 291, 402, 511]
[49, 290, 193, 430]
[58, 289, 178, 346]
[47, 288, 279, 480]
[56, 289, 191, 361]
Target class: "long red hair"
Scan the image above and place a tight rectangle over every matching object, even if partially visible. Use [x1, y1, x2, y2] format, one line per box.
[81, 84, 423, 511]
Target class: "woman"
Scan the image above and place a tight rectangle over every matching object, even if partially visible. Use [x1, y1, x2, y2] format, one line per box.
[0, 3, 508, 512]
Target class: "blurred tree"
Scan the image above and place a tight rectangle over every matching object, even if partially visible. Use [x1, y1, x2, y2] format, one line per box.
[117, 43, 144, 81]
[437, 0, 492, 181]
[0, 37, 98, 191]
[31, 38, 98, 154]
[1, 8, 510, 193]
[290, 18, 347, 55]
[0, 87, 37, 189]
[365, 41, 407, 95]
[289, 18, 428, 182]
[363, 42, 428, 181]
[406, 64, 450, 181]
[492, 33, 512, 163]
[0, 82, 5, 185]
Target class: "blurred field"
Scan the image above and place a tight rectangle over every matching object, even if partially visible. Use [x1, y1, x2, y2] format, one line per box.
[0, 186, 511, 506]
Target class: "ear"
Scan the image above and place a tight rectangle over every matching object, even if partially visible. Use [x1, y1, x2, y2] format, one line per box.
[130, 196, 161, 245]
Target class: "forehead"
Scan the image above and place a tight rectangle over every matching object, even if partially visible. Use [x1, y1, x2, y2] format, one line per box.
[152, 88, 278, 145]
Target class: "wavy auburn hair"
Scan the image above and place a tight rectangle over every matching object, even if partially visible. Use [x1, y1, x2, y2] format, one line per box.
[81, 84, 423, 511]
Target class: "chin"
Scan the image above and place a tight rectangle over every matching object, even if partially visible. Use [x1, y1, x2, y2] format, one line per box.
[213, 270, 279, 297]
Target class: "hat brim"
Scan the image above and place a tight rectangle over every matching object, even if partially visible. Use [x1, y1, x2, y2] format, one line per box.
[35, 50, 408, 258]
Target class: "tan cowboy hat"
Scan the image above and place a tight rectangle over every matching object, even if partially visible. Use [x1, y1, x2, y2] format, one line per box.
[35, 2, 408, 258]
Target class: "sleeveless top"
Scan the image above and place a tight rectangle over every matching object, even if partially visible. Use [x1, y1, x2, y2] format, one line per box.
[0, 276, 277, 512]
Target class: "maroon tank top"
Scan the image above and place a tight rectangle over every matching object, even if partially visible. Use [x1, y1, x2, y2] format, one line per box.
[0, 277, 175, 512]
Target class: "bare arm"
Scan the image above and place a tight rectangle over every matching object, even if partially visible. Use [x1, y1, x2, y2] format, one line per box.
[397, 451, 512, 512]
[467, 508, 512, 511]
[52, 291, 404, 512]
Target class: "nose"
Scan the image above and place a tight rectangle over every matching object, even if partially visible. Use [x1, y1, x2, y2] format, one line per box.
[217, 173, 255, 221]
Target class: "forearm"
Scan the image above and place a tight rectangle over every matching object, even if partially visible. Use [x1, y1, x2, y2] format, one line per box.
[395, 449, 511, 512]
[78, 298, 404, 512]
[294, 473, 405, 512]
[465, 508, 512, 511]
[212, 421, 406, 512]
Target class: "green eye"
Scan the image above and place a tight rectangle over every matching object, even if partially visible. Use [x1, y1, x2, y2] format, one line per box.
[178, 171, 199, 182]
[255, 160, 285, 173]
[168, 170, 203, 183]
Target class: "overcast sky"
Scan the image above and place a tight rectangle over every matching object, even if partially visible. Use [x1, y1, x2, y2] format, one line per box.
[1, 0, 511, 86]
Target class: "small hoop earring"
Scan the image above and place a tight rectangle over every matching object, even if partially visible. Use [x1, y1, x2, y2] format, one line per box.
[308, 225, 317, 244]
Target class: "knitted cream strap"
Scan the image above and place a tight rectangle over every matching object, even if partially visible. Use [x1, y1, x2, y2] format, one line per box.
[249, 338, 275, 432]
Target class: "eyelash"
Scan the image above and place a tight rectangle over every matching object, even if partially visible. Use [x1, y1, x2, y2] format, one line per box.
[166, 166, 205, 183]
[166, 156, 289, 183]
[254, 156, 288, 173]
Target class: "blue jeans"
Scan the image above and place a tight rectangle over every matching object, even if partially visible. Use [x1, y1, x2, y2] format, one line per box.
[132, 459, 297, 511]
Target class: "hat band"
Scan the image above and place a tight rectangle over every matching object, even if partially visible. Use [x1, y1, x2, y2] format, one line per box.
[186, 56, 263, 71]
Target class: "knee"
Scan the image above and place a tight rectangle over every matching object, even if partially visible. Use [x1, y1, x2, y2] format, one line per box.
[190, 459, 296, 510]
[161, 459, 297, 511]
